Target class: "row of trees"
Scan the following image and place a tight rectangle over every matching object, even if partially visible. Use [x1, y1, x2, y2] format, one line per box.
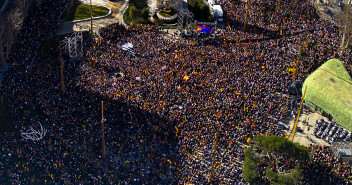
[0, 0, 45, 63]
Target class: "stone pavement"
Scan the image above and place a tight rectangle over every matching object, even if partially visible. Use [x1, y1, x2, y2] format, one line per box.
[57, 0, 127, 35]
[285, 107, 330, 146]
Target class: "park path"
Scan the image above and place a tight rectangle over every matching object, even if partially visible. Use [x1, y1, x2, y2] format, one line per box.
[57, 0, 128, 35]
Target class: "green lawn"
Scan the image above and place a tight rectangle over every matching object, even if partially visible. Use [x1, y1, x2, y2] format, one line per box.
[303, 59, 352, 131]
[61, 3, 109, 22]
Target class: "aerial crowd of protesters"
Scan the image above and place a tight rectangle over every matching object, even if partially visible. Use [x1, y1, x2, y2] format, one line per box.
[0, 0, 352, 184]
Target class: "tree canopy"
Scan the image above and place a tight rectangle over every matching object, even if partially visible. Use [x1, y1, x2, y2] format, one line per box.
[243, 135, 311, 184]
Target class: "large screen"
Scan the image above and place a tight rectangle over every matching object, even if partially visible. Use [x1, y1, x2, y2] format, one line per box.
[196, 25, 214, 33]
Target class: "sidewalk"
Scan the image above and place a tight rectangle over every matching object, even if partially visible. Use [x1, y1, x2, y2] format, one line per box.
[284, 107, 330, 146]
[57, 0, 127, 35]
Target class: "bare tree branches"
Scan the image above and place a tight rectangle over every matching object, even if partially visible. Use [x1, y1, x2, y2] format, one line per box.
[311, 0, 352, 55]
[0, 0, 35, 63]
[0, 15, 6, 62]
[336, 4, 352, 53]
[0, 14, 15, 63]
[17, 0, 33, 18]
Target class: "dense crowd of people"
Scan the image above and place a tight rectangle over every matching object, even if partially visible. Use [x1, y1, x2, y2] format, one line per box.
[0, 0, 352, 184]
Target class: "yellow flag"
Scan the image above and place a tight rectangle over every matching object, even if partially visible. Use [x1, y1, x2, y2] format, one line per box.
[247, 137, 251, 143]
[287, 68, 296, 73]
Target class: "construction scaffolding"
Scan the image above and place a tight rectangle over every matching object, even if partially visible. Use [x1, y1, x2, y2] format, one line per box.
[177, 9, 194, 27]
[61, 31, 84, 59]
[332, 142, 352, 163]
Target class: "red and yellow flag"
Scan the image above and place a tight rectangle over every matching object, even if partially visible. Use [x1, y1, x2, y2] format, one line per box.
[183, 75, 190, 81]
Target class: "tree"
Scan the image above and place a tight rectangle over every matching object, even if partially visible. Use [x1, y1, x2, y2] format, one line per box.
[0, 15, 6, 63]
[0, 1, 26, 63]
[129, 5, 138, 19]
[311, 0, 352, 54]
[17, 0, 33, 18]
[243, 135, 311, 184]
[243, 146, 260, 184]
[266, 166, 303, 185]
[336, 4, 352, 54]
[141, 7, 149, 19]
[0, 14, 15, 63]
[4, 11, 20, 60]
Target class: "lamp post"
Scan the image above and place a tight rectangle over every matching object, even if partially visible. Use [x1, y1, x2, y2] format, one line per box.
[102, 101, 106, 159]
[59, 41, 65, 92]
[90, 0, 93, 40]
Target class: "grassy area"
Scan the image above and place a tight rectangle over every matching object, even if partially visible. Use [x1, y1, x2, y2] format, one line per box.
[61, 3, 109, 22]
[303, 59, 352, 131]
[188, 0, 212, 22]
[123, 0, 151, 25]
